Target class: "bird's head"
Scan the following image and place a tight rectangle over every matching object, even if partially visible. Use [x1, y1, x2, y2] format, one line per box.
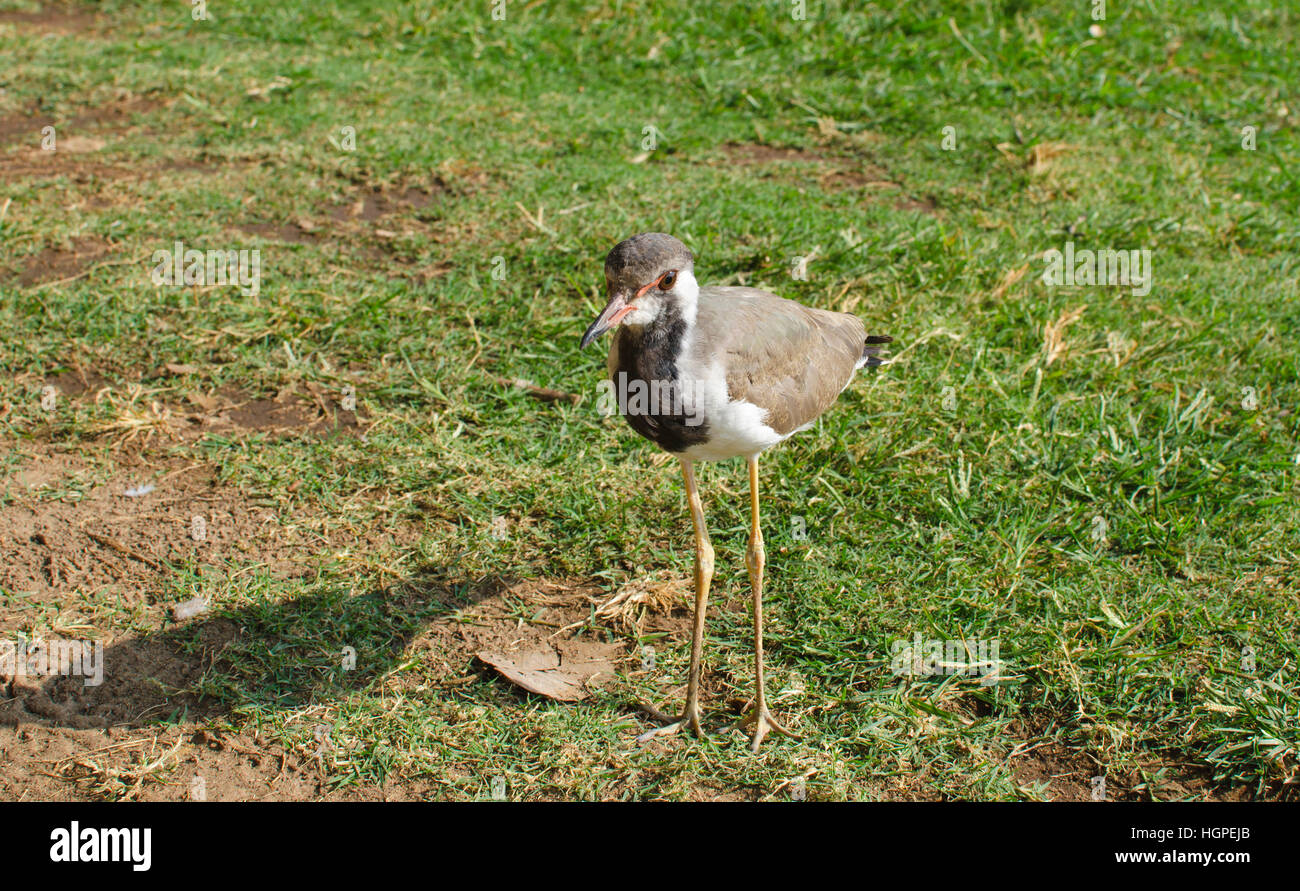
[580, 232, 697, 348]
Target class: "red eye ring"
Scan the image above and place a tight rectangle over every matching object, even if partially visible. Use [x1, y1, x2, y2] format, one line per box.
[658, 270, 677, 291]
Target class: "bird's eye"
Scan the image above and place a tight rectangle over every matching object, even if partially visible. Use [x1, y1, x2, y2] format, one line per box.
[659, 270, 677, 291]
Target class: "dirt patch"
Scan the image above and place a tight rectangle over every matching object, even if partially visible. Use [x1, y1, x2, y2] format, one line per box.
[186, 384, 363, 436]
[0, 113, 41, 147]
[0, 95, 164, 149]
[26, 369, 365, 441]
[0, 433, 432, 800]
[1004, 720, 1254, 801]
[238, 181, 446, 246]
[820, 166, 900, 192]
[328, 185, 439, 222]
[0, 3, 98, 33]
[236, 221, 322, 244]
[721, 142, 827, 163]
[0, 150, 129, 184]
[224, 395, 320, 430]
[16, 235, 112, 286]
[1, 451, 320, 605]
[894, 195, 940, 215]
[0, 572, 648, 799]
[0, 721, 335, 802]
[405, 576, 691, 698]
[720, 142, 908, 196]
[43, 364, 111, 397]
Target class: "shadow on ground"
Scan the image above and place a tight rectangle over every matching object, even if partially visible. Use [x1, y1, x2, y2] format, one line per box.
[0, 562, 505, 730]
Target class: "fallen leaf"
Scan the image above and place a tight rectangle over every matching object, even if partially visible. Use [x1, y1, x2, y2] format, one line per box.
[477, 641, 618, 701]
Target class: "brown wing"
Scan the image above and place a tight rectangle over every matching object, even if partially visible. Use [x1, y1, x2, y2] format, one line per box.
[693, 286, 867, 435]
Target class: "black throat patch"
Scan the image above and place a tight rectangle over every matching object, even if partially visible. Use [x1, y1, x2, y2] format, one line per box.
[611, 306, 710, 454]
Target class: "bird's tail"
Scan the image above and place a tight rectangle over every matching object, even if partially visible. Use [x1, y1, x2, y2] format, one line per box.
[860, 334, 893, 368]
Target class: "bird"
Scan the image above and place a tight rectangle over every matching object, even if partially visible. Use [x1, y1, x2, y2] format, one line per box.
[580, 232, 891, 752]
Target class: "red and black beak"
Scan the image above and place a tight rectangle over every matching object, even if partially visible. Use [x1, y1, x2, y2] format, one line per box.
[580, 290, 637, 349]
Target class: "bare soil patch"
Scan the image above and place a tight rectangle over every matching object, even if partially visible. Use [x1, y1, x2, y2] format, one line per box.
[726, 142, 825, 163]
[239, 181, 447, 247]
[0, 2, 98, 33]
[894, 195, 941, 215]
[719, 142, 908, 196]
[1004, 719, 1253, 801]
[0, 570, 661, 799]
[2, 448, 322, 606]
[15, 234, 112, 286]
[0, 434, 425, 800]
[0, 95, 165, 150]
[328, 184, 441, 222]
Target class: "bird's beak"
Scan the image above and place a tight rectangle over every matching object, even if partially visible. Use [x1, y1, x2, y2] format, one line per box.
[580, 290, 636, 349]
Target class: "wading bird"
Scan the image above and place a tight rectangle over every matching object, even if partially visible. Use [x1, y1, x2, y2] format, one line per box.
[580, 233, 890, 751]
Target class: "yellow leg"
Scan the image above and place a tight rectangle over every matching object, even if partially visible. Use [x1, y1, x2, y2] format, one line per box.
[734, 454, 796, 751]
[636, 458, 712, 743]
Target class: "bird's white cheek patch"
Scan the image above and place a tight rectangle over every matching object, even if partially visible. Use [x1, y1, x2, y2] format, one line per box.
[623, 297, 662, 327]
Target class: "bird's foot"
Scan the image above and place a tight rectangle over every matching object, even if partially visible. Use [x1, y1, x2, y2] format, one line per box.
[635, 700, 704, 744]
[731, 704, 798, 753]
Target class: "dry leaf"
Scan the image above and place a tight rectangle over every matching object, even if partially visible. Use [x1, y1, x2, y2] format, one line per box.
[478, 641, 618, 701]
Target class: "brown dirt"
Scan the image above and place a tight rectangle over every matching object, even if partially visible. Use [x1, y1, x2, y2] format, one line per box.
[0, 431, 409, 800]
[42, 365, 111, 397]
[720, 142, 828, 163]
[3, 447, 333, 607]
[404, 576, 688, 695]
[0, 95, 165, 150]
[0, 395, 679, 799]
[719, 142, 908, 196]
[239, 182, 447, 248]
[1004, 719, 1253, 801]
[820, 167, 900, 191]
[0, 3, 98, 33]
[16, 235, 112, 286]
[0, 560, 660, 799]
[327, 185, 440, 222]
[894, 195, 941, 215]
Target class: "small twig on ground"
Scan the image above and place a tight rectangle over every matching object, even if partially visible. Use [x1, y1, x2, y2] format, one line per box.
[493, 375, 581, 405]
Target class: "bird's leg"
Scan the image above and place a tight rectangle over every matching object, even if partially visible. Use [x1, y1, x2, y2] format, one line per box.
[636, 458, 712, 743]
[733, 454, 797, 752]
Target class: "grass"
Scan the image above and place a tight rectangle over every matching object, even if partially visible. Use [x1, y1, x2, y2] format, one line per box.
[0, 0, 1297, 800]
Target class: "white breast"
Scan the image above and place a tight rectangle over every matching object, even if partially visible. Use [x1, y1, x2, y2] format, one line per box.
[675, 346, 787, 462]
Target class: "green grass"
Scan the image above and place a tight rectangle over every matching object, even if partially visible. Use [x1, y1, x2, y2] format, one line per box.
[1, 0, 1297, 799]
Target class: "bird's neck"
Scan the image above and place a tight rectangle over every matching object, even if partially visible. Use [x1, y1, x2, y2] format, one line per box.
[615, 300, 691, 384]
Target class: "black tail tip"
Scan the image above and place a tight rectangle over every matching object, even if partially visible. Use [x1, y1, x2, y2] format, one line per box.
[862, 334, 893, 367]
